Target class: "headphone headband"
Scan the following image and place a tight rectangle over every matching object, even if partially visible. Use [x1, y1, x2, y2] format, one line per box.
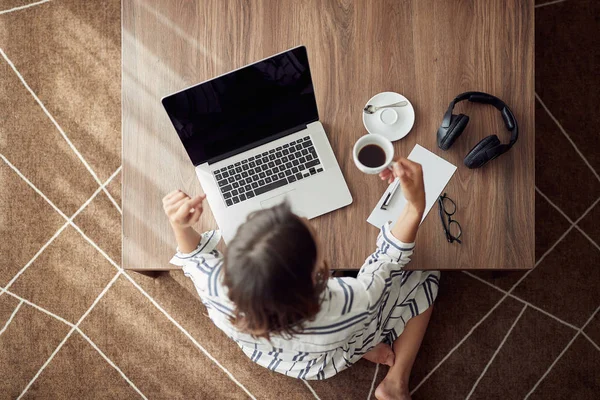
[441, 91, 518, 148]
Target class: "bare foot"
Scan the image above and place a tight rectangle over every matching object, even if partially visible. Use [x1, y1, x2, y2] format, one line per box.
[362, 343, 395, 366]
[374, 377, 411, 400]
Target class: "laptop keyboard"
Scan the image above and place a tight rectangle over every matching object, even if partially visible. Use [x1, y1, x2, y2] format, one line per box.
[213, 136, 324, 207]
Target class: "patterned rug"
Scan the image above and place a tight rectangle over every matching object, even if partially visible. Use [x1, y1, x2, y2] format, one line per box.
[1, 0, 599, 398]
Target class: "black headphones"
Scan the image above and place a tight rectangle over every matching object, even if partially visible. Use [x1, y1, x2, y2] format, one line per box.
[436, 91, 518, 168]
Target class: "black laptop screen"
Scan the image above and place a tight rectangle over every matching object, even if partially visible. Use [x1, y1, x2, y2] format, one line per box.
[162, 46, 319, 166]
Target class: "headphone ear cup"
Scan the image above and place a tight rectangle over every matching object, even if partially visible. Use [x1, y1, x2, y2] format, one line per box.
[464, 135, 501, 168]
[437, 114, 469, 150]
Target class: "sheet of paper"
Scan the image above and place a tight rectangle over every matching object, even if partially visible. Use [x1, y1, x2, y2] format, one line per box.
[367, 144, 457, 228]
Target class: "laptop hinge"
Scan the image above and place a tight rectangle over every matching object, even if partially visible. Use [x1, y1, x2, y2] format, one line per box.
[205, 123, 310, 165]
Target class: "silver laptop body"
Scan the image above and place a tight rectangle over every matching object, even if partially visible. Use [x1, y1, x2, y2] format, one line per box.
[162, 46, 352, 242]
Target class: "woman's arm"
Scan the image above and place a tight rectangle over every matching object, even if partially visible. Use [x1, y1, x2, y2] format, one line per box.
[391, 202, 423, 243]
[164, 191, 222, 295]
[379, 158, 426, 243]
[163, 190, 206, 253]
[171, 226, 202, 254]
[347, 159, 425, 312]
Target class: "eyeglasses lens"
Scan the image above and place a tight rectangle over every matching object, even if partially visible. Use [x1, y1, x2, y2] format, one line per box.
[442, 197, 456, 215]
[448, 220, 462, 239]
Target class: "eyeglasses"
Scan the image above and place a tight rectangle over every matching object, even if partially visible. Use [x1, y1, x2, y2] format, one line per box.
[438, 193, 462, 244]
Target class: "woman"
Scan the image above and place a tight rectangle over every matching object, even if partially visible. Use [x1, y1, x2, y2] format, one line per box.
[165, 158, 439, 400]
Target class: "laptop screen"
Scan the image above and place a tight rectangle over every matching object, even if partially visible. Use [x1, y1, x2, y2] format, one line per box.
[162, 46, 319, 166]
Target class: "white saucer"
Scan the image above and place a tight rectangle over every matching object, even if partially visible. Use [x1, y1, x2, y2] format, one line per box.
[362, 92, 415, 141]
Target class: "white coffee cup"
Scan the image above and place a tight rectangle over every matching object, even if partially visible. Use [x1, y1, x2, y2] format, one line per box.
[353, 134, 395, 174]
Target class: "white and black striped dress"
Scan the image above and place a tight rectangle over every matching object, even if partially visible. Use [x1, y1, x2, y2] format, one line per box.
[170, 222, 440, 380]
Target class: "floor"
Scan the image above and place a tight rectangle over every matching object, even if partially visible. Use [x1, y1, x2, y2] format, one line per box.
[0, 0, 598, 399]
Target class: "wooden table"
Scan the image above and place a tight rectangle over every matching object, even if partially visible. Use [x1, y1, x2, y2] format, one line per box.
[123, 0, 534, 271]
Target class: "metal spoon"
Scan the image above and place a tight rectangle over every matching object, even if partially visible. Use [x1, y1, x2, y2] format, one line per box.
[363, 100, 408, 114]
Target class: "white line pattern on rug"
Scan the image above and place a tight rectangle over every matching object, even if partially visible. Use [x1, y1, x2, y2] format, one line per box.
[0, 220, 68, 297]
[410, 263, 536, 394]
[461, 191, 600, 332]
[465, 305, 528, 400]
[462, 271, 580, 331]
[534, 0, 568, 8]
[77, 329, 148, 399]
[1, 285, 146, 397]
[536, 187, 600, 252]
[367, 363, 380, 400]
[0, 0, 51, 15]
[1, 153, 70, 220]
[1, 154, 256, 398]
[528, 196, 599, 271]
[410, 195, 600, 395]
[0, 48, 122, 214]
[69, 221, 122, 271]
[524, 305, 600, 399]
[581, 331, 600, 352]
[303, 380, 322, 400]
[409, 291, 513, 395]
[460, 188, 600, 396]
[2, 289, 74, 327]
[0, 300, 24, 337]
[535, 93, 600, 183]
[121, 271, 257, 400]
[5, 278, 261, 400]
[17, 271, 122, 399]
[0, 156, 121, 293]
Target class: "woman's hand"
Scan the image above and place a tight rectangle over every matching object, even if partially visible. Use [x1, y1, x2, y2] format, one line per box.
[379, 158, 425, 214]
[162, 190, 206, 229]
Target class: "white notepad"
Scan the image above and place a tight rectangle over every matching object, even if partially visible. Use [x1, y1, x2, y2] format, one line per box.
[367, 144, 457, 228]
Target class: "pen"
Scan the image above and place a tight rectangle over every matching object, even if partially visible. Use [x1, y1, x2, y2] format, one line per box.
[381, 178, 400, 210]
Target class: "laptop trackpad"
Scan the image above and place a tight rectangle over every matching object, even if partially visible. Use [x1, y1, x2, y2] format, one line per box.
[260, 190, 294, 209]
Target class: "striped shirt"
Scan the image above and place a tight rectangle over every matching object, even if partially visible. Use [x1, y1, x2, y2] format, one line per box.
[170, 222, 440, 380]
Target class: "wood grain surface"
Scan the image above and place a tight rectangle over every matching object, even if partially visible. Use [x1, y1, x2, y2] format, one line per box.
[123, 0, 534, 270]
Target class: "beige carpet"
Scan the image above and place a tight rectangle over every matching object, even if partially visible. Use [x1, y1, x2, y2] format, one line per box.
[1, 0, 599, 399]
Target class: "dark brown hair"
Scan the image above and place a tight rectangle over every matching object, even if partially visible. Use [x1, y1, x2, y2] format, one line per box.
[223, 202, 326, 339]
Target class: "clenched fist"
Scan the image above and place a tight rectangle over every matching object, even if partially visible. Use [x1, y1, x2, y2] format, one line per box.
[379, 158, 425, 214]
[162, 190, 206, 229]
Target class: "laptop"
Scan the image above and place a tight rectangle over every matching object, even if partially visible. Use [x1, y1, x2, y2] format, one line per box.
[162, 46, 352, 242]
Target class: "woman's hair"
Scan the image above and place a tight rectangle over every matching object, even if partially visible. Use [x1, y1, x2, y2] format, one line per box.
[223, 202, 326, 339]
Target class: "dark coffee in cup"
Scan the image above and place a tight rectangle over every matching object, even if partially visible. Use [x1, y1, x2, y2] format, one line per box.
[358, 144, 386, 168]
